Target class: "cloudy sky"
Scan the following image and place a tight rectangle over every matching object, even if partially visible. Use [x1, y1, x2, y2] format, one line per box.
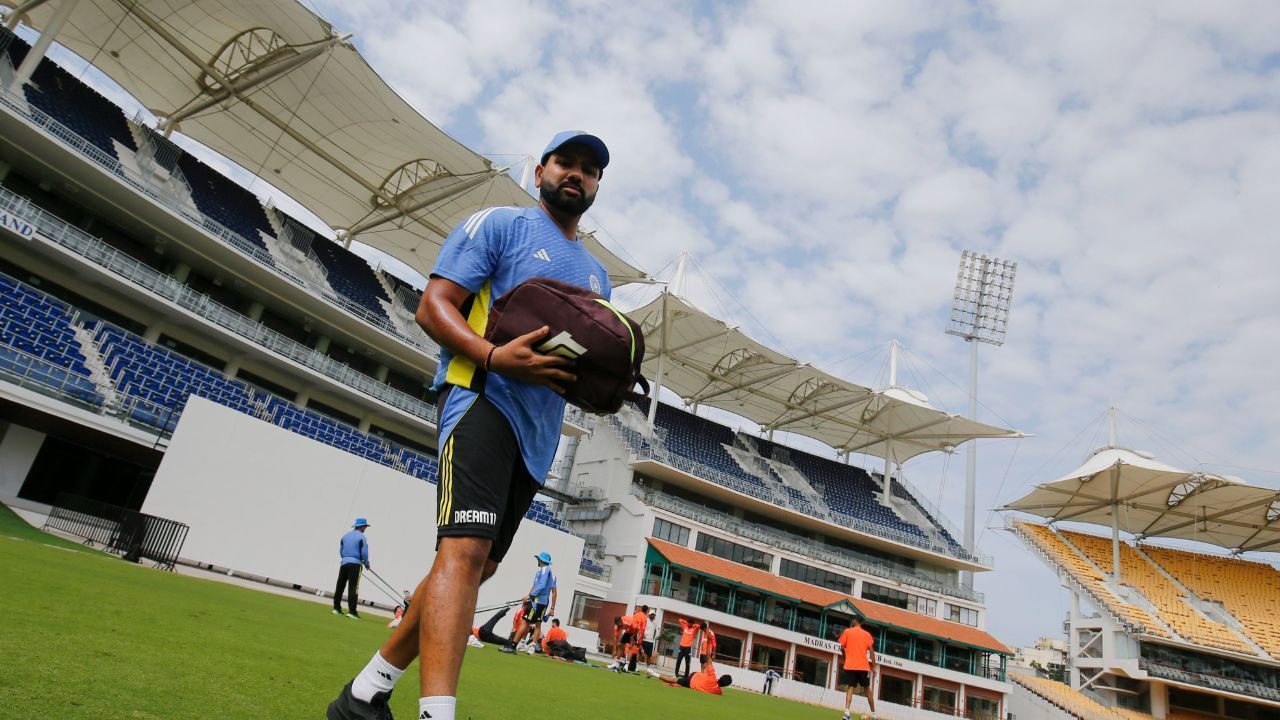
[26, 0, 1280, 646]
[296, 0, 1280, 646]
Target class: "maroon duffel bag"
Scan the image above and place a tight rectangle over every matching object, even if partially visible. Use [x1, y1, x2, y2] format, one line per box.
[483, 277, 649, 414]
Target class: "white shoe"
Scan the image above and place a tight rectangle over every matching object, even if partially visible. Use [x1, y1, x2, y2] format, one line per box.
[646, 668, 661, 679]
[516, 642, 529, 652]
[467, 635, 485, 649]
[525, 643, 536, 655]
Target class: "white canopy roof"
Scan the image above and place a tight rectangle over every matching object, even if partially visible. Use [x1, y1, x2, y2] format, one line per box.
[1002, 446, 1280, 553]
[20, 0, 645, 284]
[631, 291, 1023, 463]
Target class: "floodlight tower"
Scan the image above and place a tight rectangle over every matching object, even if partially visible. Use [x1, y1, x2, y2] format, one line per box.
[945, 251, 1017, 589]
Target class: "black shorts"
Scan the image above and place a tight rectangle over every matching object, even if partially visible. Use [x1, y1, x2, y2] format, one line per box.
[676, 676, 692, 688]
[641, 640, 654, 656]
[620, 631, 637, 646]
[841, 669, 871, 688]
[435, 388, 538, 563]
[527, 603, 547, 624]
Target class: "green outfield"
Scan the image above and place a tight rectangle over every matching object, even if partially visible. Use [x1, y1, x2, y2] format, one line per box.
[0, 504, 841, 719]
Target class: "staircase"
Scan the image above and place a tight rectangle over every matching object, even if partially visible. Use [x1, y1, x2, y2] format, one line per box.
[726, 434, 789, 504]
[262, 207, 331, 287]
[69, 317, 120, 408]
[884, 490, 947, 549]
[764, 453, 834, 520]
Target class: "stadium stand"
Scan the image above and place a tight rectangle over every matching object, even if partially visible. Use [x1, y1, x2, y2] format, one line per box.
[305, 227, 394, 323]
[1057, 529, 1254, 655]
[2, 29, 137, 161]
[1141, 545, 1280, 660]
[1013, 521, 1168, 636]
[1012, 674, 1136, 720]
[0, 27, 442, 355]
[0, 274, 577, 532]
[617, 399, 969, 554]
[174, 153, 276, 258]
[0, 274, 100, 405]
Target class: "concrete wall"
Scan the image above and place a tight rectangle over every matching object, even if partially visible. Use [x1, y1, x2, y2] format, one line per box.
[142, 397, 585, 637]
[0, 422, 44, 499]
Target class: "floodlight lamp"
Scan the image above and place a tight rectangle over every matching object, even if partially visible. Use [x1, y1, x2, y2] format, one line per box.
[945, 250, 1018, 346]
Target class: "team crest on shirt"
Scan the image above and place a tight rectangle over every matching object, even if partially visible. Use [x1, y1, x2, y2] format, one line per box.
[589, 274, 602, 294]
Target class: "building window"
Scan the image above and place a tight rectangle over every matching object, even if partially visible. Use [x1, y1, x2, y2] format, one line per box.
[795, 653, 830, 688]
[945, 604, 979, 626]
[695, 533, 773, 571]
[751, 643, 787, 674]
[880, 675, 915, 706]
[568, 592, 603, 632]
[779, 558, 853, 593]
[923, 686, 957, 715]
[715, 635, 743, 665]
[968, 695, 1000, 720]
[862, 582, 936, 617]
[653, 517, 690, 546]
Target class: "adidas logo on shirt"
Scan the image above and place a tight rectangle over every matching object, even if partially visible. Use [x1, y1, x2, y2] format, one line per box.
[532, 248, 551, 262]
[420, 713, 432, 719]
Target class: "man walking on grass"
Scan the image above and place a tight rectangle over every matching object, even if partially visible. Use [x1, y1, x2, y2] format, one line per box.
[838, 617, 878, 720]
[333, 518, 371, 619]
[326, 130, 612, 720]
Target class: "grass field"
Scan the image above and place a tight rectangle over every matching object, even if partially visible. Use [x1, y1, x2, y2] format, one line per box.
[0, 504, 840, 719]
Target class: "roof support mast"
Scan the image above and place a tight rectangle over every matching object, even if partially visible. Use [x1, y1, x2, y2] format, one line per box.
[7, 0, 79, 91]
[647, 252, 690, 427]
[883, 340, 900, 504]
[1108, 407, 1122, 585]
[4, 0, 54, 31]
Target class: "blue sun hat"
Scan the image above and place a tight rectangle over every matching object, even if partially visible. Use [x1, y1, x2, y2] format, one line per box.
[535, 551, 552, 564]
[352, 517, 370, 528]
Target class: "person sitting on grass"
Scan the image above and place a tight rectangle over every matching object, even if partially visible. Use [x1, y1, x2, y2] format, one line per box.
[539, 617, 568, 655]
[647, 662, 732, 695]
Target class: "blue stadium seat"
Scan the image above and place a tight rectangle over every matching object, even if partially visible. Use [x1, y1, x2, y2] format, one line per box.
[0, 274, 101, 405]
[2, 29, 137, 161]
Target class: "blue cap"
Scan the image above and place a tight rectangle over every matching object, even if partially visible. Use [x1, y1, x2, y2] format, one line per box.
[353, 517, 370, 528]
[540, 131, 609, 173]
[535, 551, 552, 564]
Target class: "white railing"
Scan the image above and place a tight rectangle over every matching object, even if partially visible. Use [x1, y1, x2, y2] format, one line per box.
[0, 188, 438, 424]
[0, 87, 439, 357]
[633, 484, 985, 602]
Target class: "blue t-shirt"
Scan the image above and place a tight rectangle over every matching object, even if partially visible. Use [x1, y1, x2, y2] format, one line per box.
[430, 206, 611, 483]
[339, 529, 368, 566]
[530, 565, 557, 604]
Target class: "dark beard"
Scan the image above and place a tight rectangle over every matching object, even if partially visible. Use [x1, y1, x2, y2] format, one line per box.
[540, 181, 596, 215]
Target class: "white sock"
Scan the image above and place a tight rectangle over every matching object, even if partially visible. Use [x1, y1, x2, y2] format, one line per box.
[418, 696, 456, 720]
[351, 652, 403, 702]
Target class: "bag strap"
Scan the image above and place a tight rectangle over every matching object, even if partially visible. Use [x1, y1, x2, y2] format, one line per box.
[623, 376, 650, 403]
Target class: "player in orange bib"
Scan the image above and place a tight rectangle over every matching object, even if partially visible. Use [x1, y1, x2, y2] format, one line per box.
[676, 617, 702, 678]
[540, 618, 568, 655]
[649, 661, 733, 695]
[837, 617, 878, 720]
[625, 605, 649, 671]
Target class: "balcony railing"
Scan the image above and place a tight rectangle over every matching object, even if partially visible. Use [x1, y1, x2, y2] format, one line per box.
[0, 87, 440, 358]
[633, 484, 984, 602]
[0, 187, 438, 425]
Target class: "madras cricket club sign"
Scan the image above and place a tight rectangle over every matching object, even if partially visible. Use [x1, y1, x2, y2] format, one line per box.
[0, 209, 35, 241]
[802, 635, 842, 653]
